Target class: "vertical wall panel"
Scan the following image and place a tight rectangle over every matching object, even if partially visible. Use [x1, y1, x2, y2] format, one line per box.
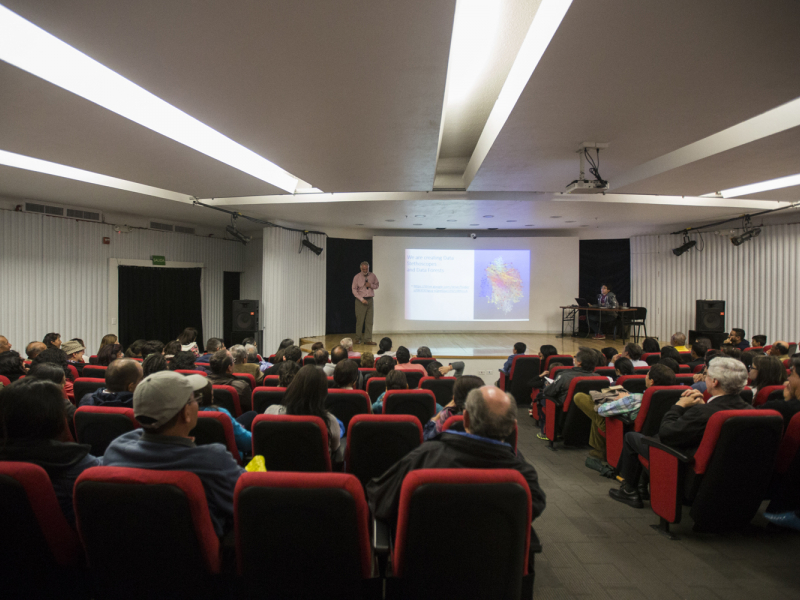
[631, 223, 800, 345]
[240, 237, 263, 301]
[261, 228, 326, 353]
[0, 210, 244, 356]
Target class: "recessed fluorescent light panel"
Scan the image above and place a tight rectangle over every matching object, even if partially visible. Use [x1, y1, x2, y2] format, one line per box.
[0, 5, 303, 193]
[0, 149, 193, 203]
[703, 172, 800, 198]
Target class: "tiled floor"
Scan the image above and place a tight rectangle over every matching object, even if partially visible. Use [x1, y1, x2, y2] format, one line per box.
[517, 415, 800, 599]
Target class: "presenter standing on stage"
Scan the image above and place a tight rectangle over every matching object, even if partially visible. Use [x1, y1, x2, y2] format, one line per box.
[353, 261, 379, 345]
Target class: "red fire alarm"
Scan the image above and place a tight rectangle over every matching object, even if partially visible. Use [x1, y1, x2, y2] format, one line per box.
[103, 237, 111, 244]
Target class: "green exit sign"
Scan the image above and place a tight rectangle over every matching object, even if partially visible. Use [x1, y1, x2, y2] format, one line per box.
[151, 255, 166, 266]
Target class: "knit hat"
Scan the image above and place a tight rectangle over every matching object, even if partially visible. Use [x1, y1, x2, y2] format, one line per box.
[61, 340, 84, 356]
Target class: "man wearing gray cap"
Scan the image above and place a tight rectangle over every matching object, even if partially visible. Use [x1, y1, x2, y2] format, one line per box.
[103, 371, 245, 536]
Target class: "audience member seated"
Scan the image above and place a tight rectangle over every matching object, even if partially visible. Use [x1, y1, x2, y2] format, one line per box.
[769, 341, 791, 361]
[658, 357, 680, 375]
[538, 348, 598, 441]
[500, 342, 526, 375]
[140, 340, 165, 360]
[660, 346, 681, 364]
[230, 344, 264, 385]
[62, 340, 85, 365]
[364, 355, 394, 385]
[428, 359, 465, 378]
[416, 346, 433, 359]
[99, 333, 118, 352]
[526, 344, 559, 390]
[724, 328, 749, 351]
[197, 378, 254, 456]
[196, 338, 225, 364]
[720, 344, 742, 361]
[367, 385, 546, 529]
[31, 348, 74, 398]
[206, 350, 252, 411]
[740, 350, 756, 370]
[609, 356, 751, 508]
[169, 350, 207, 373]
[244, 343, 260, 364]
[163, 340, 181, 360]
[79, 358, 143, 408]
[751, 334, 767, 349]
[758, 355, 800, 430]
[333, 359, 359, 390]
[309, 341, 325, 354]
[142, 353, 168, 378]
[0, 378, 100, 525]
[614, 357, 635, 378]
[686, 342, 708, 370]
[372, 369, 409, 414]
[423, 375, 484, 441]
[278, 361, 300, 388]
[103, 371, 244, 536]
[601, 347, 617, 366]
[573, 364, 676, 462]
[642, 337, 660, 353]
[670, 332, 688, 352]
[313, 348, 329, 368]
[124, 339, 146, 358]
[262, 345, 302, 377]
[690, 350, 720, 392]
[360, 351, 374, 368]
[0, 335, 27, 382]
[612, 343, 648, 367]
[394, 346, 425, 373]
[43, 332, 62, 350]
[97, 343, 124, 366]
[25, 341, 47, 361]
[27, 362, 76, 420]
[376, 336, 395, 358]
[271, 338, 295, 364]
[177, 327, 200, 356]
[341, 337, 361, 359]
[323, 346, 344, 376]
[264, 365, 343, 463]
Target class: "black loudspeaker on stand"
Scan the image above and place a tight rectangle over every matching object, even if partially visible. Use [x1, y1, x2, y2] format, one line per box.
[232, 300, 261, 349]
[695, 300, 725, 333]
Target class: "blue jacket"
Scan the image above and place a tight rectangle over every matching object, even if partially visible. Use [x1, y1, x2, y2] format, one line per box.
[501, 354, 515, 374]
[79, 388, 134, 408]
[102, 430, 245, 536]
[201, 407, 251, 456]
[196, 353, 213, 364]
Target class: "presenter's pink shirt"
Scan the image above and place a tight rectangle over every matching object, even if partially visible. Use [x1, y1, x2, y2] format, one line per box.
[352, 272, 380, 299]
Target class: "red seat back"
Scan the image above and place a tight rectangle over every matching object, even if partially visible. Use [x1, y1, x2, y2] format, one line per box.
[345, 415, 422, 486]
[82, 365, 108, 379]
[231, 372, 256, 390]
[633, 386, 688, 435]
[775, 412, 800, 474]
[192, 411, 241, 464]
[325, 389, 371, 435]
[176, 369, 208, 377]
[252, 386, 287, 413]
[754, 385, 785, 407]
[383, 389, 437, 425]
[544, 355, 573, 371]
[616, 375, 647, 393]
[212, 385, 242, 417]
[262, 375, 281, 387]
[251, 414, 331, 472]
[73, 377, 107, 402]
[0, 374, 10, 386]
[419, 376, 456, 407]
[74, 406, 139, 456]
[366, 377, 387, 403]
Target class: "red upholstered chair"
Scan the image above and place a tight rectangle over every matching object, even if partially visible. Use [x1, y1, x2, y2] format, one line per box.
[677, 365, 691, 373]
[0, 462, 84, 597]
[191, 411, 241, 464]
[73, 377, 107, 403]
[74, 467, 221, 599]
[605, 386, 688, 470]
[251, 414, 331, 472]
[762, 345, 773, 353]
[88, 354, 99, 364]
[442, 415, 518, 451]
[402, 370, 425, 389]
[499, 356, 541, 405]
[386, 469, 535, 600]
[358, 367, 377, 377]
[325, 389, 371, 435]
[693, 364, 705, 374]
[234, 472, 379, 599]
[211, 384, 241, 417]
[544, 354, 573, 371]
[767, 412, 800, 513]
[674, 374, 696, 387]
[302, 355, 316, 366]
[66, 364, 79, 381]
[678, 351, 692, 364]
[0, 374, 10, 386]
[345, 415, 422, 486]
[634, 365, 651, 374]
[176, 369, 208, 376]
[419, 376, 456, 408]
[82, 365, 108, 379]
[644, 410, 784, 537]
[366, 377, 387, 403]
[262, 374, 281, 387]
[547, 365, 573, 382]
[74, 406, 139, 456]
[252, 386, 286, 413]
[616, 375, 647, 394]
[231, 372, 256, 390]
[594, 366, 615, 378]
[327, 375, 335, 386]
[410, 357, 436, 370]
[753, 385, 786, 407]
[383, 389, 437, 425]
[643, 353, 661, 366]
[544, 376, 609, 449]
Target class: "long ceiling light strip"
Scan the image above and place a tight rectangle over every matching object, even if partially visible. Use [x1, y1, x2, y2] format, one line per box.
[463, 0, 573, 189]
[0, 149, 194, 203]
[0, 5, 300, 193]
[703, 172, 800, 198]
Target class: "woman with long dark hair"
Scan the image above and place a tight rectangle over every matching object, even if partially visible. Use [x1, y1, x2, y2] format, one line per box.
[177, 327, 200, 356]
[264, 365, 342, 463]
[97, 343, 124, 366]
[750, 355, 787, 397]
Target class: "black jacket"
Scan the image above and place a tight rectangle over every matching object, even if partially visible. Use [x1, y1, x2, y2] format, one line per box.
[658, 393, 752, 455]
[543, 366, 595, 405]
[366, 431, 546, 529]
[759, 398, 800, 432]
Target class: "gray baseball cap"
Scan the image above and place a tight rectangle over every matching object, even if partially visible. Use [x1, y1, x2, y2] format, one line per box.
[133, 371, 208, 429]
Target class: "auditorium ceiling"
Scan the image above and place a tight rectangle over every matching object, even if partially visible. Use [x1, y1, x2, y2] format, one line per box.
[1, 0, 799, 236]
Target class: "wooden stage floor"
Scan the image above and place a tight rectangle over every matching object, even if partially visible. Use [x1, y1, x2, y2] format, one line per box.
[300, 332, 633, 360]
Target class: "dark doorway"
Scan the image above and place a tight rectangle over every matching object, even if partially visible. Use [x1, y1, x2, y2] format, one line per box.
[223, 271, 241, 347]
[118, 266, 203, 351]
[326, 238, 372, 334]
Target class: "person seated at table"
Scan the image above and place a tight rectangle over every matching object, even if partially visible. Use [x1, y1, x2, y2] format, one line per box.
[587, 284, 618, 340]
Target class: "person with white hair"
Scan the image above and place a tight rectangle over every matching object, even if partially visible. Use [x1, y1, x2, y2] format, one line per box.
[609, 356, 752, 508]
[340, 337, 361, 360]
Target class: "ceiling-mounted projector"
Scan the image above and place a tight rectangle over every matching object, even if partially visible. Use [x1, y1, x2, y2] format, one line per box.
[565, 142, 610, 194]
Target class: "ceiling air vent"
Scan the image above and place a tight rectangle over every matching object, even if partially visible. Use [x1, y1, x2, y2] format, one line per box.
[25, 202, 64, 216]
[150, 221, 174, 232]
[66, 208, 102, 222]
[174, 225, 196, 235]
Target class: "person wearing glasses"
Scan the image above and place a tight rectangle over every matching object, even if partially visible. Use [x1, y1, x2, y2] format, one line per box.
[103, 371, 245, 536]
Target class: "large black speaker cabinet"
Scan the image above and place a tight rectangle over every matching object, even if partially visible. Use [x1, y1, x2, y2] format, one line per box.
[695, 300, 725, 333]
[233, 300, 259, 332]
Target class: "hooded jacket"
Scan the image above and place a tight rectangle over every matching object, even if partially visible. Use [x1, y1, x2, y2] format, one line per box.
[78, 387, 134, 408]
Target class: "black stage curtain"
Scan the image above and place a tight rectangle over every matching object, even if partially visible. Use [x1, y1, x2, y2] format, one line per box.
[579, 239, 631, 334]
[118, 266, 203, 351]
[326, 238, 372, 334]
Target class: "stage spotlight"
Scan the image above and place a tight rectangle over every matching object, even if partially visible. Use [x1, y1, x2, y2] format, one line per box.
[302, 239, 323, 255]
[672, 239, 696, 256]
[730, 227, 761, 246]
[226, 225, 251, 245]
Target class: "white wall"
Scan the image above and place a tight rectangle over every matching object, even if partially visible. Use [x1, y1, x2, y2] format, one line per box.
[631, 222, 800, 344]
[373, 236, 579, 333]
[261, 227, 326, 353]
[0, 209, 245, 356]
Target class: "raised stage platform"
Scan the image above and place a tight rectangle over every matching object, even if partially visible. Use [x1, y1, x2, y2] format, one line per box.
[300, 332, 632, 360]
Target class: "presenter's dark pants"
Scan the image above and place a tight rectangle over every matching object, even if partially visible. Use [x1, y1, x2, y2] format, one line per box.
[355, 297, 374, 342]
[587, 311, 615, 335]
